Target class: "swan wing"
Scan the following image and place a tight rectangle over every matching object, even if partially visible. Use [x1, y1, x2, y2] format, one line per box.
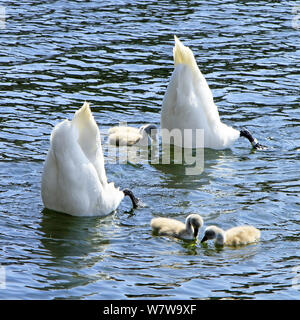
[42, 119, 102, 215]
[72, 101, 107, 185]
[162, 36, 220, 129]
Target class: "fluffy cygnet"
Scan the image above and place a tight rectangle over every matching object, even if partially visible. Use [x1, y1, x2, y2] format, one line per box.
[201, 225, 260, 246]
[108, 124, 157, 146]
[151, 214, 203, 240]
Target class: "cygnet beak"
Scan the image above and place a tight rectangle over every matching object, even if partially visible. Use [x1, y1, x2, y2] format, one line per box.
[143, 124, 158, 141]
[201, 235, 208, 243]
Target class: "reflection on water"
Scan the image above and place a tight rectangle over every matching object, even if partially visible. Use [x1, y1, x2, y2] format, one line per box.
[0, 0, 299, 299]
[39, 209, 110, 260]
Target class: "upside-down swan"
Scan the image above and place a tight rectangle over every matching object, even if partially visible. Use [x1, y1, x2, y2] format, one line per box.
[41, 102, 140, 216]
[161, 35, 265, 150]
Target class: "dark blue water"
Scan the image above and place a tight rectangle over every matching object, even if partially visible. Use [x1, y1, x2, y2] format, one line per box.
[0, 0, 299, 299]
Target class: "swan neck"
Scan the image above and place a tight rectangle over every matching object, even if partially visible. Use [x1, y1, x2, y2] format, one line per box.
[185, 216, 198, 237]
[123, 189, 139, 209]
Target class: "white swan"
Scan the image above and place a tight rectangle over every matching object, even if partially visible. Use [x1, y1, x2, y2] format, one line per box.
[41, 101, 140, 217]
[161, 35, 264, 150]
[151, 214, 203, 240]
[201, 225, 261, 246]
[108, 124, 157, 146]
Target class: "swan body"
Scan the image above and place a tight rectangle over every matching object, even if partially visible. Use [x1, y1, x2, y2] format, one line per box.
[108, 124, 157, 147]
[161, 36, 263, 149]
[201, 225, 261, 246]
[41, 102, 138, 217]
[151, 214, 203, 240]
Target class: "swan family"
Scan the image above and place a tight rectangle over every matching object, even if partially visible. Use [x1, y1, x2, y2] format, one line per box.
[41, 36, 262, 247]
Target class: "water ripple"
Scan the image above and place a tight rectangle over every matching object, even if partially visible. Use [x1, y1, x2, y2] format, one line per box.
[0, 0, 299, 299]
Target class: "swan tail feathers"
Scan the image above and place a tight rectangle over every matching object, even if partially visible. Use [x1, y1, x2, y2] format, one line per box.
[73, 101, 94, 126]
[71, 101, 101, 144]
[173, 35, 197, 68]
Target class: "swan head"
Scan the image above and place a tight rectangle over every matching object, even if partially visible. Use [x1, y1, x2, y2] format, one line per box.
[201, 225, 225, 245]
[186, 214, 203, 238]
[139, 124, 158, 142]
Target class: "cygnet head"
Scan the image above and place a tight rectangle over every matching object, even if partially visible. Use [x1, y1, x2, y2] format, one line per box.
[139, 124, 158, 142]
[201, 225, 225, 245]
[186, 214, 203, 238]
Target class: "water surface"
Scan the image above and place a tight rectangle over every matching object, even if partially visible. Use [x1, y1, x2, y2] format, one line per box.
[0, 0, 299, 299]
